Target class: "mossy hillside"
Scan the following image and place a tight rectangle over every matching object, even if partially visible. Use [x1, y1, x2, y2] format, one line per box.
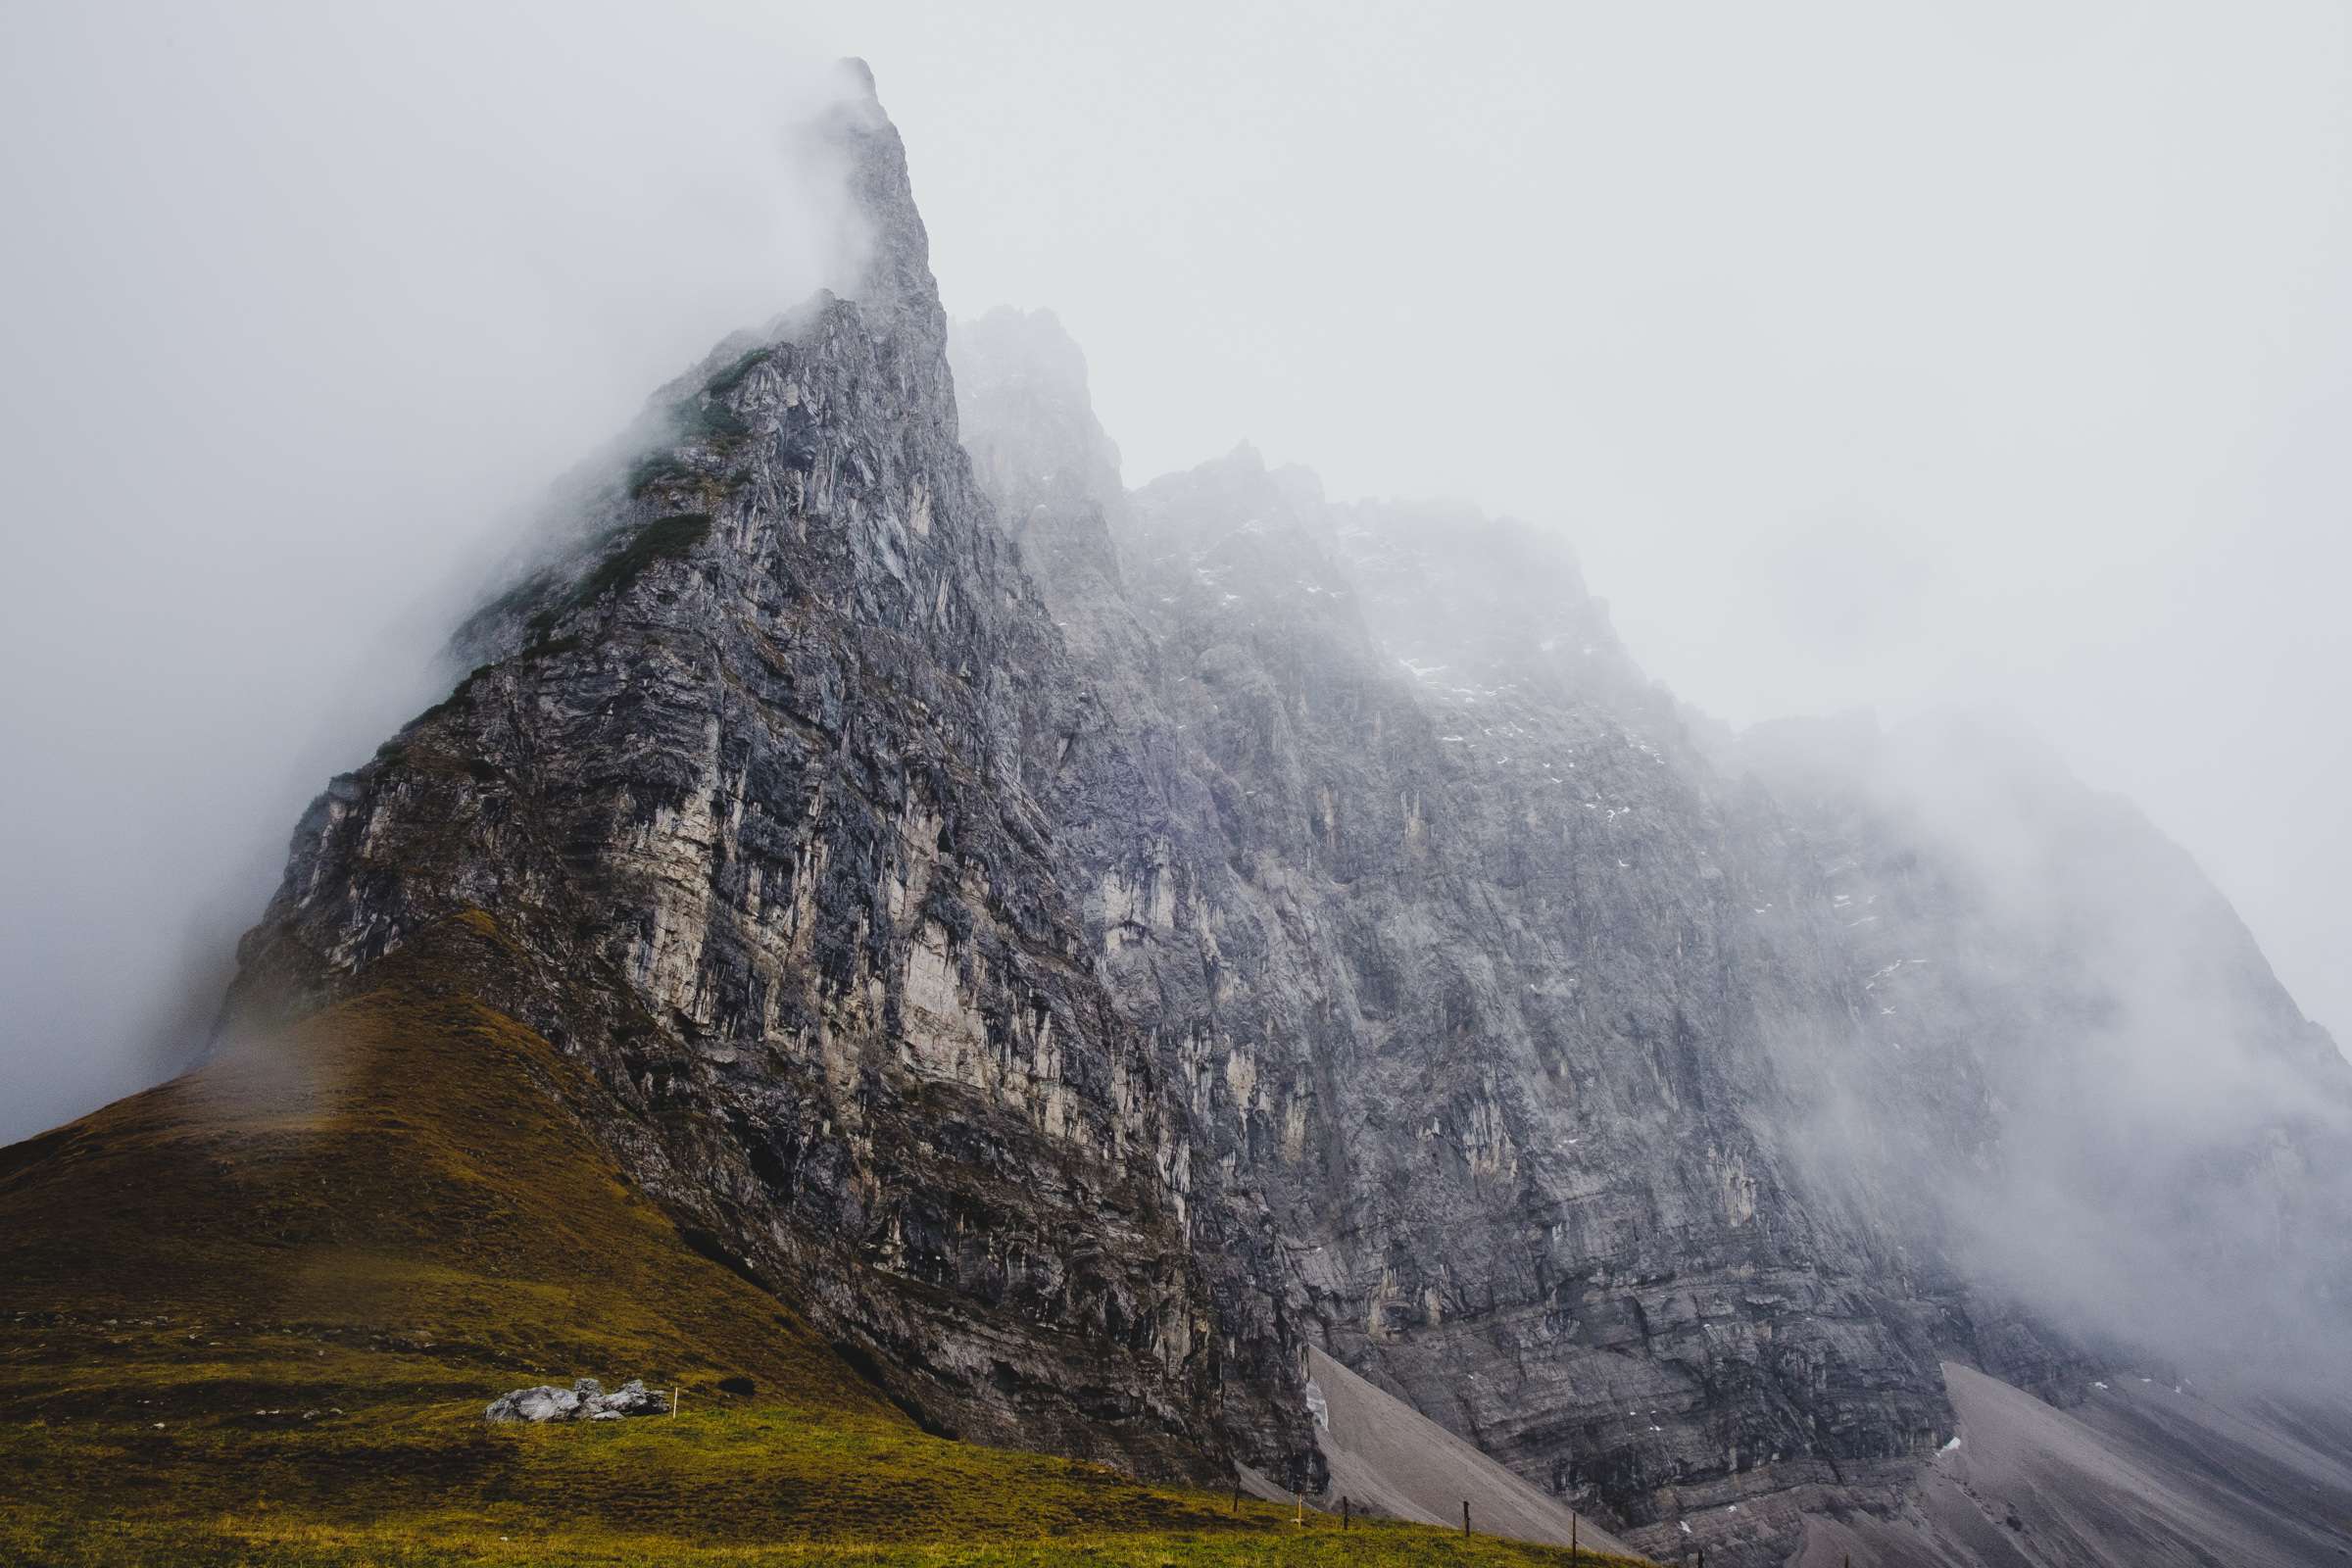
[0, 918, 878, 1407]
[0, 911, 1647, 1566]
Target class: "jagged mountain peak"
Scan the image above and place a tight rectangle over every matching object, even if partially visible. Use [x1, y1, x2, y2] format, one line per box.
[219, 82, 1282, 1481]
[813, 58, 941, 332]
[834, 53, 878, 94]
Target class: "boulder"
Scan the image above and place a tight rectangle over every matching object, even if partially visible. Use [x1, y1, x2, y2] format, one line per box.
[485, 1377, 668, 1423]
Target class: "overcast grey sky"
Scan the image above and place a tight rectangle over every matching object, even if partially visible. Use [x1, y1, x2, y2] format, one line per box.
[1, 1, 2344, 1140]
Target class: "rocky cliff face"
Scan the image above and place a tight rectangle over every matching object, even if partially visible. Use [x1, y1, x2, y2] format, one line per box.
[953, 328, 1956, 1559]
[950, 307, 2352, 1563]
[224, 71, 2349, 1568]
[231, 75, 1258, 1480]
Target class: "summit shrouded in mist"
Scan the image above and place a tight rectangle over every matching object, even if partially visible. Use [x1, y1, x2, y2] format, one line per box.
[5, 29, 2350, 1568]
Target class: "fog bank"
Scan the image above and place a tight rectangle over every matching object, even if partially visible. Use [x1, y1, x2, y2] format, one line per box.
[0, 2, 857, 1139]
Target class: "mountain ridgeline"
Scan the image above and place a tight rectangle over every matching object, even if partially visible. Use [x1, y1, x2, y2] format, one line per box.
[193, 69, 2351, 1566]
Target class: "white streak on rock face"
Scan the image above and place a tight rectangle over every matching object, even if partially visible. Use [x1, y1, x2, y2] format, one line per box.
[1717, 1149, 1759, 1226]
[238, 86, 1241, 1485]
[1461, 1092, 1517, 1180]
[624, 719, 728, 1028]
[1099, 841, 1179, 951]
[1224, 1045, 1260, 1124]
[900, 919, 989, 1087]
[1280, 1090, 1310, 1163]
[1367, 1266, 1404, 1341]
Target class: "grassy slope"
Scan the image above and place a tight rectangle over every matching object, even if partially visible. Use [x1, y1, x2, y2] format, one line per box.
[0, 913, 1642, 1567]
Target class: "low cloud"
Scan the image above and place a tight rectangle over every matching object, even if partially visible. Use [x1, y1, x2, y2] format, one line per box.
[0, 3, 861, 1141]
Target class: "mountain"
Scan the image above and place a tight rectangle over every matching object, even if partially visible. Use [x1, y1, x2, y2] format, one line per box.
[6, 62, 2348, 1568]
[226, 67, 1252, 1482]
[948, 303, 2352, 1563]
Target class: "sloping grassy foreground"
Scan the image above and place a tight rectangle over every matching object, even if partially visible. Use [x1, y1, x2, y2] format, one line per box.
[0, 914, 1642, 1566]
[0, 1403, 1634, 1567]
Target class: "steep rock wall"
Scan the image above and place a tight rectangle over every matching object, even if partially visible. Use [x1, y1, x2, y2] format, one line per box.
[230, 77, 1271, 1481]
[951, 307, 2352, 1565]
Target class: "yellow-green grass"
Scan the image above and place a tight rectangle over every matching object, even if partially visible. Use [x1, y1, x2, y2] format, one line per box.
[0, 913, 1642, 1566]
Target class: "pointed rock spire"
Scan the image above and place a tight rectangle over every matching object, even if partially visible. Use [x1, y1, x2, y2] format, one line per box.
[817, 59, 942, 335]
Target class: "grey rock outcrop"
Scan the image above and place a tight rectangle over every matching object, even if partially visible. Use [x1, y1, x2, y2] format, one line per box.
[486, 1378, 669, 1424]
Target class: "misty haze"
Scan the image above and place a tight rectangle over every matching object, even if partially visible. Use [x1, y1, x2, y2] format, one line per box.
[2, 7, 2347, 1568]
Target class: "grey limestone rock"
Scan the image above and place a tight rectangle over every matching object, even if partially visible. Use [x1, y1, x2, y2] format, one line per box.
[236, 66, 1260, 1484]
[486, 1378, 669, 1424]
[948, 306, 2352, 1564]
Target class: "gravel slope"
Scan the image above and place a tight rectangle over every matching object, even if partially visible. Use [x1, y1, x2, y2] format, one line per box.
[1788, 1361, 2352, 1566]
[1306, 1347, 1644, 1558]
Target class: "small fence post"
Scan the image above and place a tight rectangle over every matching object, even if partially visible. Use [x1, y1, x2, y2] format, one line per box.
[1463, 1499, 1471, 1537]
[670, 1387, 679, 1418]
[1572, 1510, 1578, 1563]
[1295, 1490, 1303, 1526]
[1342, 1494, 1350, 1530]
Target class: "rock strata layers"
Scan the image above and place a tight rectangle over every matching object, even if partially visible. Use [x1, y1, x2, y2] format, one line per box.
[231, 71, 1269, 1483]
[949, 306, 2352, 1563]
